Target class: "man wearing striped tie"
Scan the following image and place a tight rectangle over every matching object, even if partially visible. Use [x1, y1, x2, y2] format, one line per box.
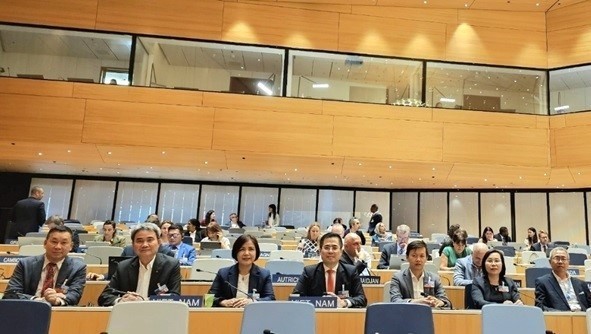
[2, 225, 87, 305]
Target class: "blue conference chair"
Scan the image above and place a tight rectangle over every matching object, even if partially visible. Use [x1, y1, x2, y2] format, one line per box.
[482, 304, 545, 334]
[365, 303, 434, 334]
[211, 249, 233, 259]
[240, 301, 315, 334]
[265, 260, 305, 276]
[493, 245, 516, 257]
[569, 253, 588, 266]
[0, 299, 52, 334]
[525, 267, 552, 288]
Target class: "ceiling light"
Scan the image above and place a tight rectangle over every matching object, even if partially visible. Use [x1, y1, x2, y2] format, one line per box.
[257, 82, 273, 95]
[312, 83, 329, 89]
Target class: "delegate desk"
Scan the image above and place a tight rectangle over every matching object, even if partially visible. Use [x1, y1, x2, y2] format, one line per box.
[49, 308, 586, 334]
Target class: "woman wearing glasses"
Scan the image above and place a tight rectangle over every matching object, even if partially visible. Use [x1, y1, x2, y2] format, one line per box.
[439, 229, 471, 270]
[471, 249, 522, 309]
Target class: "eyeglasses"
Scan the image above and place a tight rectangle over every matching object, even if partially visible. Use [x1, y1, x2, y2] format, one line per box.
[552, 256, 568, 262]
[168, 233, 181, 238]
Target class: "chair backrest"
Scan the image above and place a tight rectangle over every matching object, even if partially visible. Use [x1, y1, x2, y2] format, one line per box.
[17, 236, 45, 246]
[92, 221, 105, 229]
[85, 246, 125, 265]
[211, 249, 233, 259]
[382, 281, 391, 302]
[585, 259, 591, 270]
[0, 300, 52, 334]
[106, 301, 189, 334]
[18, 244, 46, 256]
[378, 241, 395, 252]
[532, 257, 551, 268]
[506, 242, 527, 251]
[365, 303, 434, 334]
[504, 257, 517, 274]
[24, 232, 47, 238]
[571, 244, 591, 254]
[482, 304, 545, 334]
[259, 243, 279, 251]
[520, 251, 547, 264]
[567, 247, 589, 255]
[240, 301, 315, 334]
[84, 241, 110, 248]
[78, 233, 97, 244]
[464, 283, 476, 309]
[265, 260, 304, 276]
[466, 237, 479, 245]
[190, 258, 235, 280]
[525, 267, 552, 288]
[268, 250, 304, 261]
[553, 241, 570, 247]
[400, 262, 438, 276]
[389, 255, 406, 269]
[431, 233, 447, 243]
[569, 252, 588, 265]
[493, 246, 516, 257]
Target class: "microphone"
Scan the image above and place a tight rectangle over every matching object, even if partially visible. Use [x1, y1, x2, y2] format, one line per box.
[84, 252, 103, 265]
[196, 268, 255, 301]
[263, 330, 276, 334]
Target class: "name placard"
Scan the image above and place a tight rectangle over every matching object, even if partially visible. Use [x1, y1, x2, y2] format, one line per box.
[0, 255, 27, 263]
[568, 268, 580, 276]
[288, 295, 338, 308]
[149, 295, 204, 307]
[271, 274, 300, 283]
[259, 251, 271, 258]
[359, 276, 381, 285]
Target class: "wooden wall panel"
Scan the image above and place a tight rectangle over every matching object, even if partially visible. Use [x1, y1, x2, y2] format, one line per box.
[333, 117, 443, 161]
[212, 108, 334, 155]
[0, 0, 98, 29]
[203, 92, 323, 115]
[242, 1, 353, 13]
[444, 124, 549, 166]
[0, 78, 73, 98]
[82, 100, 215, 149]
[351, 6, 458, 25]
[546, 1, 591, 32]
[0, 94, 85, 143]
[553, 125, 591, 167]
[96, 0, 223, 40]
[446, 24, 547, 68]
[73, 84, 203, 107]
[222, 2, 340, 49]
[547, 25, 591, 68]
[433, 109, 541, 129]
[338, 14, 447, 60]
[322, 102, 432, 122]
[457, 10, 546, 32]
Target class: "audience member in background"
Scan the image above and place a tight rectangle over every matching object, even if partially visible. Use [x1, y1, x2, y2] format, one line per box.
[344, 217, 366, 245]
[330, 223, 345, 239]
[478, 226, 495, 244]
[98, 223, 181, 306]
[204, 210, 216, 225]
[524, 227, 538, 250]
[44, 215, 80, 252]
[201, 223, 231, 249]
[166, 224, 196, 265]
[145, 214, 160, 225]
[3, 226, 86, 305]
[94, 220, 126, 247]
[159, 220, 172, 245]
[371, 222, 392, 246]
[330, 217, 346, 232]
[367, 204, 382, 236]
[267, 204, 280, 227]
[531, 230, 551, 254]
[453, 242, 489, 286]
[470, 249, 522, 309]
[438, 224, 461, 256]
[535, 247, 591, 311]
[209, 234, 275, 307]
[228, 213, 245, 228]
[184, 218, 202, 243]
[494, 226, 513, 244]
[340, 233, 371, 276]
[8, 186, 45, 239]
[293, 232, 367, 308]
[297, 222, 321, 257]
[390, 240, 450, 309]
[378, 224, 410, 269]
[440, 229, 472, 270]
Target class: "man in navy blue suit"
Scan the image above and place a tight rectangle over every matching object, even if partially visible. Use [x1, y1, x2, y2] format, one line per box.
[8, 186, 46, 239]
[535, 247, 591, 311]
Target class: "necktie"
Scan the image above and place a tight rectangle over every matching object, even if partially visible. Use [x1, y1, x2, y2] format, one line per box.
[42, 263, 57, 294]
[542, 245, 546, 253]
[398, 246, 404, 256]
[327, 269, 335, 294]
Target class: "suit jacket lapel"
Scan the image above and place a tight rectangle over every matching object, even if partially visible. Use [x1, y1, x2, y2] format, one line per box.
[228, 265, 239, 297]
[571, 278, 588, 309]
[549, 275, 570, 307]
[403, 269, 414, 297]
[149, 254, 164, 293]
[29, 255, 44, 292]
[56, 257, 71, 286]
[248, 265, 260, 295]
[128, 257, 140, 292]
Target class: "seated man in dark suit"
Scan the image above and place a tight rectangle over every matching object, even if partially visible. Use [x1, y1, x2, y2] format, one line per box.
[530, 230, 551, 253]
[98, 223, 181, 306]
[340, 233, 369, 276]
[493, 226, 513, 244]
[377, 224, 410, 269]
[390, 240, 451, 309]
[293, 232, 367, 308]
[535, 247, 591, 311]
[3, 225, 87, 305]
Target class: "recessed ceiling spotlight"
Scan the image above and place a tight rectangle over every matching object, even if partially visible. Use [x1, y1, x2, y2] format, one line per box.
[107, 151, 112, 155]
[38, 152, 43, 156]
[67, 150, 71, 153]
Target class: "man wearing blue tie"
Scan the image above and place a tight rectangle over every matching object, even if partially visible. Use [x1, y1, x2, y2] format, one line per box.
[166, 224, 197, 265]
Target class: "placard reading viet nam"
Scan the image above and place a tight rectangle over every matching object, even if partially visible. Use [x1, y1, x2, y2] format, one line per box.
[288, 296, 338, 308]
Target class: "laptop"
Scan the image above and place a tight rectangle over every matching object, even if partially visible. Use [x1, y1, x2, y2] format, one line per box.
[199, 241, 222, 256]
[108, 256, 132, 278]
[388, 255, 406, 269]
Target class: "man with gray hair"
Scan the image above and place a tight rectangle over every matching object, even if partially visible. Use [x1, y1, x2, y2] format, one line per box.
[378, 224, 410, 269]
[330, 223, 345, 239]
[98, 223, 181, 306]
[535, 247, 591, 311]
[453, 242, 489, 286]
[8, 186, 46, 239]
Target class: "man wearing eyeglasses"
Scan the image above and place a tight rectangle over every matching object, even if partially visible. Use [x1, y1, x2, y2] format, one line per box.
[165, 223, 197, 265]
[377, 224, 410, 269]
[535, 247, 591, 311]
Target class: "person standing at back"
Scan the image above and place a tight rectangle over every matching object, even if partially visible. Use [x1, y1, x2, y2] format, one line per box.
[267, 204, 280, 227]
[367, 204, 382, 236]
[8, 186, 46, 239]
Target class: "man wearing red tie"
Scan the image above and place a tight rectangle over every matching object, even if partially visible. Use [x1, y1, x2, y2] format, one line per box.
[2, 226, 87, 305]
[292, 232, 367, 308]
